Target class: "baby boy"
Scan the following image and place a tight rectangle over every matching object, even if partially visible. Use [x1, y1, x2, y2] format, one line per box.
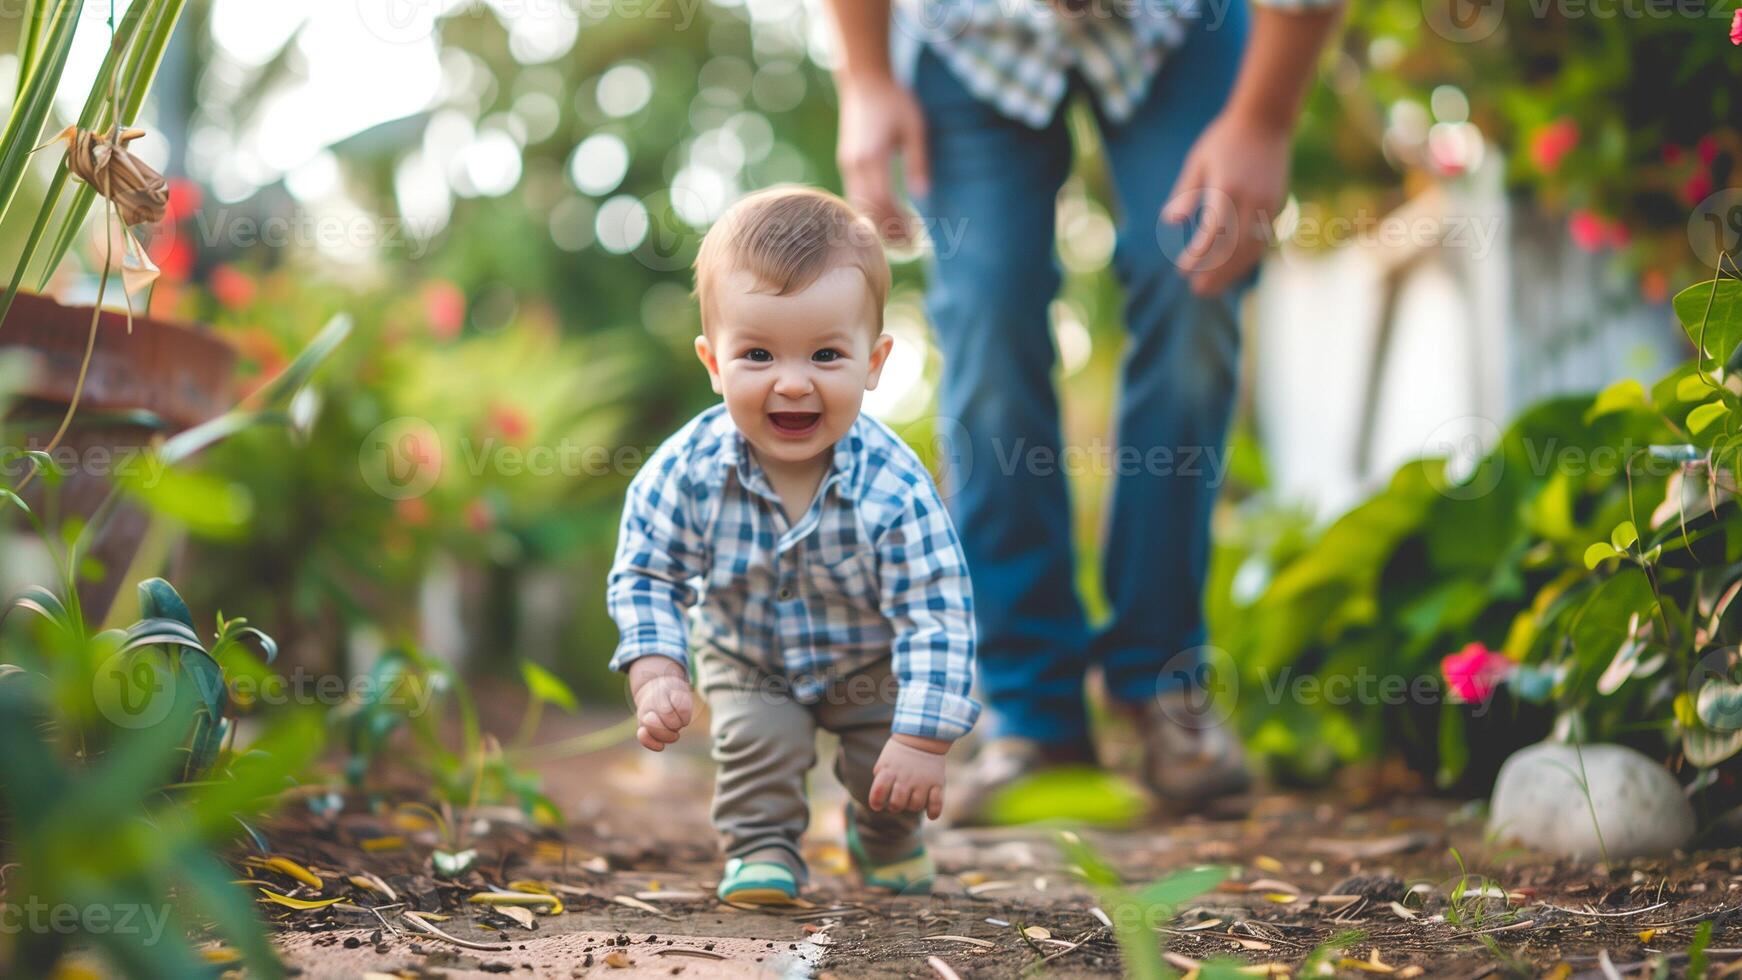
[605, 186, 980, 905]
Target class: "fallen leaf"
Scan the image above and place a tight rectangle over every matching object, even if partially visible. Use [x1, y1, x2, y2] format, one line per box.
[1164, 951, 1201, 972]
[924, 935, 995, 948]
[256, 889, 344, 911]
[1247, 878, 1300, 895]
[1263, 893, 1300, 904]
[1254, 855, 1284, 873]
[468, 891, 562, 913]
[967, 880, 1014, 896]
[1022, 926, 1052, 941]
[347, 872, 398, 902]
[655, 948, 728, 960]
[927, 956, 963, 980]
[613, 894, 674, 917]
[1315, 895, 1361, 909]
[1390, 902, 1417, 920]
[251, 857, 324, 890]
[360, 836, 406, 853]
[401, 911, 511, 952]
[604, 950, 632, 968]
[1231, 936, 1272, 951]
[634, 890, 707, 902]
[1180, 919, 1225, 931]
[1637, 929, 1656, 943]
[492, 906, 535, 929]
[432, 849, 477, 877]
[200, 946, 241, 964]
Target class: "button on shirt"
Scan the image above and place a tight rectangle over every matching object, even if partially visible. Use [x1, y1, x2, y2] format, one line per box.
[606, 405, 980, 742]
[893, 0, 1341, 130]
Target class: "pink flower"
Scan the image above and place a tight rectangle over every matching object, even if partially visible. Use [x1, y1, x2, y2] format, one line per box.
[1698, 134, 1720, 165]
[1731, 8, 1741, 44]
[421, 280, 466, 340]
[1684, 172, 1714, 205]
[1529, 118, 1579, 174]
[1442, 643, 1514, 703]
[1568, 210, 1607, 252]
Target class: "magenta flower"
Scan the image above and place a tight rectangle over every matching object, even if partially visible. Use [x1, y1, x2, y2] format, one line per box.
[1442, 643, 1514, 703]
[1730, 8, 1741, 45]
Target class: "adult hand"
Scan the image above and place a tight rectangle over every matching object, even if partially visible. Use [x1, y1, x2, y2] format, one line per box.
[869, 733, 949, 819]
[837, 74, 931, 245]
[1163, 110, 1291, 297]
[627, 656, 694, 752]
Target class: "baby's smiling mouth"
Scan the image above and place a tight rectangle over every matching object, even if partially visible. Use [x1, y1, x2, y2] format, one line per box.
[768, 411, 822, 435]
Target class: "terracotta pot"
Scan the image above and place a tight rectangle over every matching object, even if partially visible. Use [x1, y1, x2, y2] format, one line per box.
[1, 291, 236, 622]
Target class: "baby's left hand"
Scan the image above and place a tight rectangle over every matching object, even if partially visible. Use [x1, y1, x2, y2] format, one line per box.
[870, 733, 950, 819]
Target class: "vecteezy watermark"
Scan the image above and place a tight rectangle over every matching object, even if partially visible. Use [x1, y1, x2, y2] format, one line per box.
[350, 0, 705, 45]
[1155, 198, 1506, 274]
[359, 417, 444, 501]
[0, 444, 167, 487]
[1689, 188, 1742, 271]
[0, 898, 172, 946]
[93, 653, 442, 730]
[1152, 647, 1490, 719]
[1419, 416, 1689, 500]
[1422, 0, 1723, 42]
[991, 438, 1232, 486]
[190, 209, 441, 261]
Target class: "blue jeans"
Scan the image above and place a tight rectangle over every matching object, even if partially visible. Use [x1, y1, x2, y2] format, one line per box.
[907, 5, 1253, 745]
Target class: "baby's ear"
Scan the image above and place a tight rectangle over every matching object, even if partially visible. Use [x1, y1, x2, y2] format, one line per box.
[694, 335, 724, 395]
[864, 332, 895, 390]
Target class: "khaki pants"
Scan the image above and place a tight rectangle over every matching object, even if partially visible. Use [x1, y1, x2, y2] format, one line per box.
[698, 649, 923, 884]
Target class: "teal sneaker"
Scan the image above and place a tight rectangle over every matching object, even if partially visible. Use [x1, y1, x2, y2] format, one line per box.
[844, 803, 935, 893]
[717, 857, 801, 906]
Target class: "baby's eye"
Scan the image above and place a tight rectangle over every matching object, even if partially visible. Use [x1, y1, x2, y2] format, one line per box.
[812, 348, 843, 363]
[744, 348, 772, 362]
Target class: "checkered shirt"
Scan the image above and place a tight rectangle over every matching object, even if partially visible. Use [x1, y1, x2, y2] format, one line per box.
[894, 0, 1340, 130]
[607, 404, 980, 742]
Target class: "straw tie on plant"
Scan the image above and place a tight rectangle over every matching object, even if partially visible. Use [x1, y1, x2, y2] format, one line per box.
[34, 124, 166, 298]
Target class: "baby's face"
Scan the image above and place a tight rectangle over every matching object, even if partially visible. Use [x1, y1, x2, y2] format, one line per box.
[696, 266, 893, 474]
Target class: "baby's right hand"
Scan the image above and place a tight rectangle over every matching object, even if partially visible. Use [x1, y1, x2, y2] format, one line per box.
[627, 657, 694, 752]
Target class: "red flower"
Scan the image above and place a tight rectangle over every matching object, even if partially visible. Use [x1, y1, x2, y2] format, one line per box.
[209, 264, 257, 310]
[1662, 143, 1684, 165]
[165, 178, 201, 224]
[1731, 8, 1741, 44]
[1529, 118, 1579, 174]
[1442, 643, 1515, 703]
[488, 403, 530, 442]
[1698, 135, 1720, 166]
[1684, 172, 1714, 205]
[148, 229, 193, 282]
[1568, 211, 1607, 252]
[421, 280, 466, 340]
[1641, 268, 1669, 305]
[1605, 221, 1631, 249]
[395, 497, 431, 527]
[465, 498, 493, 533]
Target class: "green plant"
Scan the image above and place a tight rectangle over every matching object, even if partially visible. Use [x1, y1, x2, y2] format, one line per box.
[1055, 831, 1230, 980]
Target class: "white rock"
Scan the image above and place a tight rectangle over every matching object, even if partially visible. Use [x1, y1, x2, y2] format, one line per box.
[1488, 742, 1694, 860]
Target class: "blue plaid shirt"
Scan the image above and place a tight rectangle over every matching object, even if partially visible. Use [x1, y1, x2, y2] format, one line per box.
[607, 404, 980, 742]
[894, 0, 1341, 130]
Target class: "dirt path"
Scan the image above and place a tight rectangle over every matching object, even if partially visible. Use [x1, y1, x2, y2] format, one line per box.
[257, 709, 1742, 978]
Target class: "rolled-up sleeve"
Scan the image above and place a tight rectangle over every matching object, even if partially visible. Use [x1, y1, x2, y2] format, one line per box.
[606, 447, 703, 675]
[878, 475, 980, 741]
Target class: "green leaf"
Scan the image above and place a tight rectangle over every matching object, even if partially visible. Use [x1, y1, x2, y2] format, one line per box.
[1584, 542, 1619, 569]
[137, 578, 193, 630]
[1133, 866, 1228, 911]
[1584, 379, 1647, 423]
[520, 660, 578, 713]
[1677, 372, 1718, 403]
[432, 849, 478, 877]
[1684, 723, 1742, 768]
[119, 460, 253, 538]
[985, 768, 1148, 827]
[1610, 521, 1638, 552]
[1695, 681, 1742, 732]
[1687, 400, 1729, 436]
[4, 585, 74, 633]
[1438, 702, 1469, 788]
[1673, 278, 1742, 365]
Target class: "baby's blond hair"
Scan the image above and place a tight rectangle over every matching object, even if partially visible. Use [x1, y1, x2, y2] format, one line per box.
[693, 186, 891, 334]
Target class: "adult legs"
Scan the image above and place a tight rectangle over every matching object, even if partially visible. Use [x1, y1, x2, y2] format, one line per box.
[1090, 0, 1254, 707]
[910, 45, 1091, 745]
